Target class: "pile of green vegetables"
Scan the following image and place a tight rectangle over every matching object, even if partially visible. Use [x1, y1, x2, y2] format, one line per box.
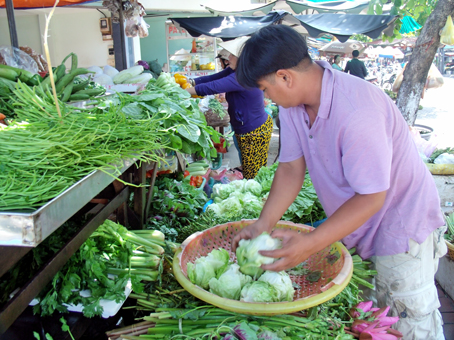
[208, 98, 227, 119]
[145, 177, 209, 242]
[0, 81, 166, 211]
[34, 220, 172, 317]
[205, 163, 326, 225]
[105, 248, 376, 340]
[105, 72, 221, 160]
[256, 163, 326, 224]
[207, 179, 264, 219]
[188, 233, 294, 303]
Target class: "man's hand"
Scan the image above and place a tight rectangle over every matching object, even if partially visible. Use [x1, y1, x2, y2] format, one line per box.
[231, 219, 272, 252]
[231, 159, 306, 253]
[259, 229, 316, 272]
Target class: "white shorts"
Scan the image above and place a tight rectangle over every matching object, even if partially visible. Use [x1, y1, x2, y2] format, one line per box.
[370, 226, 447, 340]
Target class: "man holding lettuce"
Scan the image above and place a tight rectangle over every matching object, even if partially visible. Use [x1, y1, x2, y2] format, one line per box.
[232, 25, 447, 340]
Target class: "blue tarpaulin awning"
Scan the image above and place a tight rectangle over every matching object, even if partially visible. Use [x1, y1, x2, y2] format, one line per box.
[171, 12, 398, 43]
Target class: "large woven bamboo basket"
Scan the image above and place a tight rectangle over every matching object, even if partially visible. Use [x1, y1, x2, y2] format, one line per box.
[173, 220, 353, 316]
[446, 240, 454, 261]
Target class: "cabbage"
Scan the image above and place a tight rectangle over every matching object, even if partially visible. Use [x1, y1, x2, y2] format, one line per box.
[187, 248, 230, 289]
[86, 65, 103, 77]
[244, 179, 262, 196]
[103, 65, 119, 78]
[240, 281, 278, 302]
[213, 183, 235, 200]
[258, 271, 294, 302]
[230, 179, 246, 192]
[236, 232, 281, 279]
[219, 197, 243, 217]
[229, 191, 245, 204]
[208, 264, 252, 300]
[207, 203, 222, 216]
[93, 74, 114, 86]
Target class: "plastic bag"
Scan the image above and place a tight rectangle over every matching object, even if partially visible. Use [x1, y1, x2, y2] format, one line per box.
[434, 153, 454, 164]
[440, 15, 454, 46]
[409, 126, 438, 160]
[125, 18, 139, 38]
[137, 16, 149, 38]
[0, 46, 38, 74]
[392, 64, 406, 92]
[199, 95, 215, 113]
[225, 170, 244, 182]
[425, 64, 444, 89]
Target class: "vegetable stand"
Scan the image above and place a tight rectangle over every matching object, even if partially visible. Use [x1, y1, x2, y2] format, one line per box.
[0, 158, 157, 335]
[166, 22, 219, 77]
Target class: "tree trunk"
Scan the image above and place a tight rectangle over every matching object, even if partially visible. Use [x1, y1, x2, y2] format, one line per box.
[396, 0, 454, 126]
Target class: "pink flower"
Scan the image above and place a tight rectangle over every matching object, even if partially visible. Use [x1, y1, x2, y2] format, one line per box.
[350, 301, 403, 339]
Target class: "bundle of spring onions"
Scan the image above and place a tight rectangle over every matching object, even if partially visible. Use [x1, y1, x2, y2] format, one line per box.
[0, 82, 168, 211]
[106, 306, 354, 339]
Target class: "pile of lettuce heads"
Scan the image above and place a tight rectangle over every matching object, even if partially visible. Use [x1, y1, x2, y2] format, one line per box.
[187, 233, 294, 303]
[207, 163, 326, 225]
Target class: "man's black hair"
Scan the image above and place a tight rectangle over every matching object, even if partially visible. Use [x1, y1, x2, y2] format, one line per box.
[352, 50, 360, 58]
[236, 25, 312, 88]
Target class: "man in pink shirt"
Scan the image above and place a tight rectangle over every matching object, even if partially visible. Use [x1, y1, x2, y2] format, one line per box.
[233, 25, 447, 339]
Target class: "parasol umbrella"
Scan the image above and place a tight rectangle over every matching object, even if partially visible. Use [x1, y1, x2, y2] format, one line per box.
[379, 46, 404, 59]
[318, 40, 365, 56]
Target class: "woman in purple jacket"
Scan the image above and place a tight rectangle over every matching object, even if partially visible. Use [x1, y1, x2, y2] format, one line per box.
[186, 36, 273, 179]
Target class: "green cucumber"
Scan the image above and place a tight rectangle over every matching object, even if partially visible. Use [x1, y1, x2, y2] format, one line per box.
[69, 93, 90, 101]
[0, 64, 32, 82]
[188, 170, 207, 176]
[72, 79, 90, 93]
[61, 82, 74, 102]
[74, 88, 105, 96]
[54, 64, 66, 80]
[0, 68, 18, 82]
[55, 68, 94, 93]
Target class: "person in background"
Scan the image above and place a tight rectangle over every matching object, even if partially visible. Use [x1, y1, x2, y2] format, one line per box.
[344, 50, 368, 79]
[215, 49, 242, 167]
[233, 25, 446, 340]
[186, 36, 272, 179]
[331, 55, 343, 71]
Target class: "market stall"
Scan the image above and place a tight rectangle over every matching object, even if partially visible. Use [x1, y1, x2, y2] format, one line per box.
[0, 4, 417, 340]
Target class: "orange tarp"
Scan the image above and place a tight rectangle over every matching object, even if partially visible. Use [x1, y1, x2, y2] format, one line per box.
[0, 0, 94, 8]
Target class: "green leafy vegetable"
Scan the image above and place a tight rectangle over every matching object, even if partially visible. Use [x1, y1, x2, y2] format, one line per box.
[258, 271, 294, 302]
[208, 263, 252, 300]
[236, 232, 281, 279]
[187, 248, 230, 289]
[240, 281, 278, 302]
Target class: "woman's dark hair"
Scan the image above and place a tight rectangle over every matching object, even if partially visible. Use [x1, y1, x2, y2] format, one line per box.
[334, 55, 340, 62]
[236, 25, 311, 88]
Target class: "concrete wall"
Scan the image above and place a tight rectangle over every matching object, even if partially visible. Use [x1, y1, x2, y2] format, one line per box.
[0, 8, 112, 69]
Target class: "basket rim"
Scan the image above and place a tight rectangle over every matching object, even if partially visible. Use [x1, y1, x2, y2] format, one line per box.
[173, 220, 353, 315]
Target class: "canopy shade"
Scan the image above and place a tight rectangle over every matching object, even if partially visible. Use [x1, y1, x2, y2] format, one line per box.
[318, 40, 365, 55]
[294, 13, 397, 42]
[171, 12, 398, 43]
[171, 11, 288, 40]
[286, 0, 369, 15]
[0, 0, 97, 8]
